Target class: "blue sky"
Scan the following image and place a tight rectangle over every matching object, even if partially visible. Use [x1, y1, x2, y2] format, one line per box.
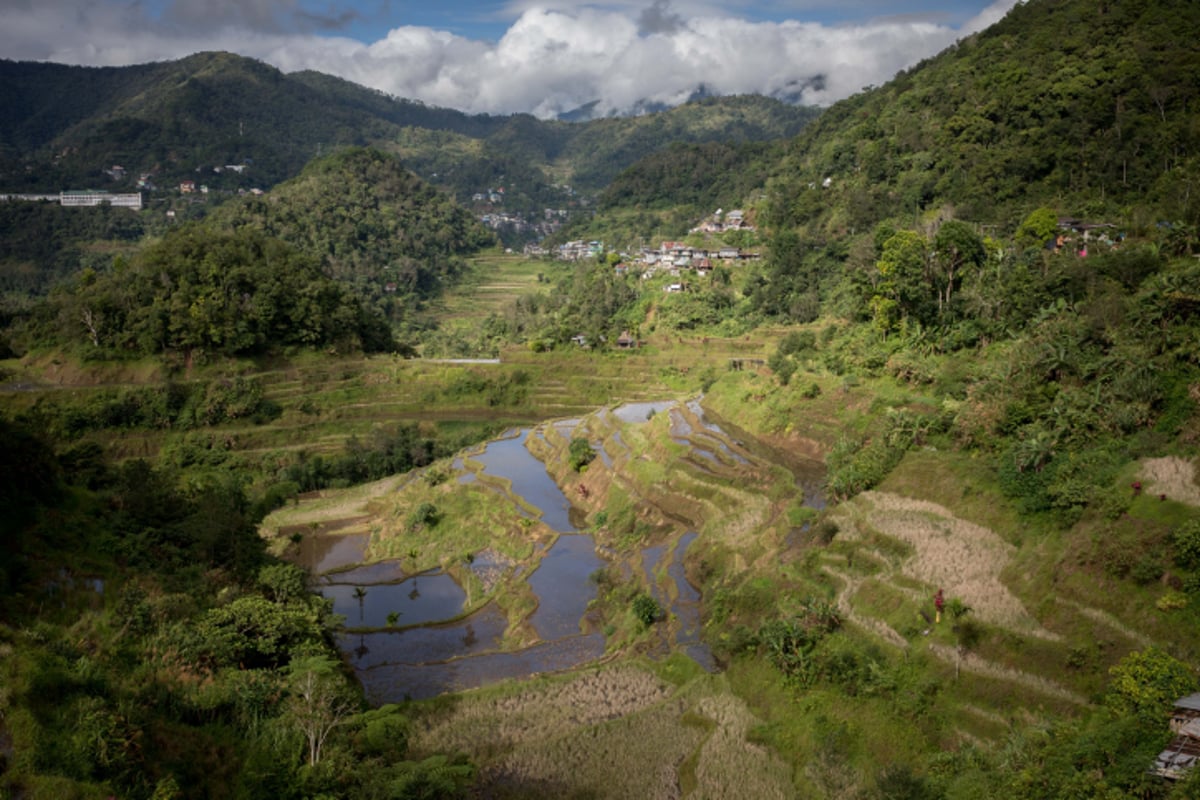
[0, 0, 1019, 116]
[165, 0, 1003, 41]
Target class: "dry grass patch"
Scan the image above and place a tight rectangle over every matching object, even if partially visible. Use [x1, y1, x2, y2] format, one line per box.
[408, 666, 793, 800]
[410, 667, 674, 758]
[832, 492, 1048, 637]
[1139, 456, 1200, 506]
[688, 694, 794, 799]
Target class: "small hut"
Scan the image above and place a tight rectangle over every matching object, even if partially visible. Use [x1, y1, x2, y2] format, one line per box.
[1152, 693, 1200, 780]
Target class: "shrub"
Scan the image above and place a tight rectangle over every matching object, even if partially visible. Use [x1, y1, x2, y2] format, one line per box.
[1131, 555, 1164, 586]
[409, 502, 440, 531]
[568, 437, 596, 472]
[1157, 591, 1188, 612]
[1106, 647, 1199, 719]
[631, 594, 662, 628]
[768, 350, 797, 386]
[1173, 520, 1200, 570]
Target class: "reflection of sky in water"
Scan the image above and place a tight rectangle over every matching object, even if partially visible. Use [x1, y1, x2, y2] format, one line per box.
[528, 534, 603, 640]
[473, 432, 577, 532]
[670, 408, 694, 438]
[667, 532, 716, 672]
[610, 400, 676, 424]
[320, 572, 464, 628]
[594, 441, 613, 468]
[296, 533, 369, 574]
[338, 603, 508, 669]
[669, 403, 749, 465]
[314, 405, 760, 702]
[356, 633, 607, 702]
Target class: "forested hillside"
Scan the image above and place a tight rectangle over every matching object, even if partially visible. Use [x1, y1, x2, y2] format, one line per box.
[0, 202, 154, 296]
[210, 148, 495, 324]
[762, 0, 1200, 236]
[31, 226, 395, 359]
[4, 149, 497, 358]
[0, 53, 398, 190]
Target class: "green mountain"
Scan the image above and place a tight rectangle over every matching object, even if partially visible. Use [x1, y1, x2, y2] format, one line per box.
[0, 53, 817, 206]
[762, 0, 1200, 237]
[15, 148, 492, 357]
[578, 0, 1200, 250]
[379, 95, 817, 216]
[0, 52, 396, 190]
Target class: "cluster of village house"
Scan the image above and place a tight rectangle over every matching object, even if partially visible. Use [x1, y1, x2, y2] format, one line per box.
[689, 208, 752, 234]
[544, 209, 761, 281]
[1048, 217, 1123, 256]
[479, 208, 567, 239]
[178, 180, 262, 197]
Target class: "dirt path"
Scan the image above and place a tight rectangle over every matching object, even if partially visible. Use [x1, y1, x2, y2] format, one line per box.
[925, 643, 1088, 706]
[822, 563, 910, 649]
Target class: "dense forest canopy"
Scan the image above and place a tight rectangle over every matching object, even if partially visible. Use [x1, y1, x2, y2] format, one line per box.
[763, 0, 1200, 237]
[34, 226, 395, 358]
[210, 148, 495, 317]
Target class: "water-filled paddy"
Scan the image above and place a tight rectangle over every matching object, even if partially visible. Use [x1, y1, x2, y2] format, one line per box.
[472, 431, 576, 531]
[321, 572, 465, 629]
[298, 398, 819, 701]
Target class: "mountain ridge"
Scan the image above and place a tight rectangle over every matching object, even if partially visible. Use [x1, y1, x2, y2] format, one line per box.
[0, 53, 819, 203]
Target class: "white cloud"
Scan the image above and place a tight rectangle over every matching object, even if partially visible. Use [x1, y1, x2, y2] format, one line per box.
[0, 0, 1020, 117]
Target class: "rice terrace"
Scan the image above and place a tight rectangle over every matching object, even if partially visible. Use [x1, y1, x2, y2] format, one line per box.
[4, 1, 1200, 796]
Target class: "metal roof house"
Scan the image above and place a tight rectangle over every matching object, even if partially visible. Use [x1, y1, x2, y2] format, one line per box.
[1152, 693, 1200, 781]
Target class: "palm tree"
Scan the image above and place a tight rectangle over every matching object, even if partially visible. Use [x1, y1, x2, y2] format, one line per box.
[352, 586, 367, 624]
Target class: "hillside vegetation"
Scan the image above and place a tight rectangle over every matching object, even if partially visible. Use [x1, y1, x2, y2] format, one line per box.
[762, 0, 1200, 236]
[3, 0, 1200, 797]
[210, 148, 495, 323]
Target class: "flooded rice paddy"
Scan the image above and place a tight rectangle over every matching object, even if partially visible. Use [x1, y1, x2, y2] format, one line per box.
[298, 398, 821, 702]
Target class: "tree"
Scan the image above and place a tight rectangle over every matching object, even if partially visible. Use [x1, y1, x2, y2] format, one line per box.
[1106, 647, 1198, 720]
[632, 593, 662, 629]
[1015, 207, 1059, 251]
[569, 437, 596, 471]
[875, 230, 930, 330]
[932, 220, 985, 318]
[286, 655, 358, 767]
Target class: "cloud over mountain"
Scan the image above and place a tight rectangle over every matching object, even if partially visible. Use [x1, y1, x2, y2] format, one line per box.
[0, 0, 1017, 117]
